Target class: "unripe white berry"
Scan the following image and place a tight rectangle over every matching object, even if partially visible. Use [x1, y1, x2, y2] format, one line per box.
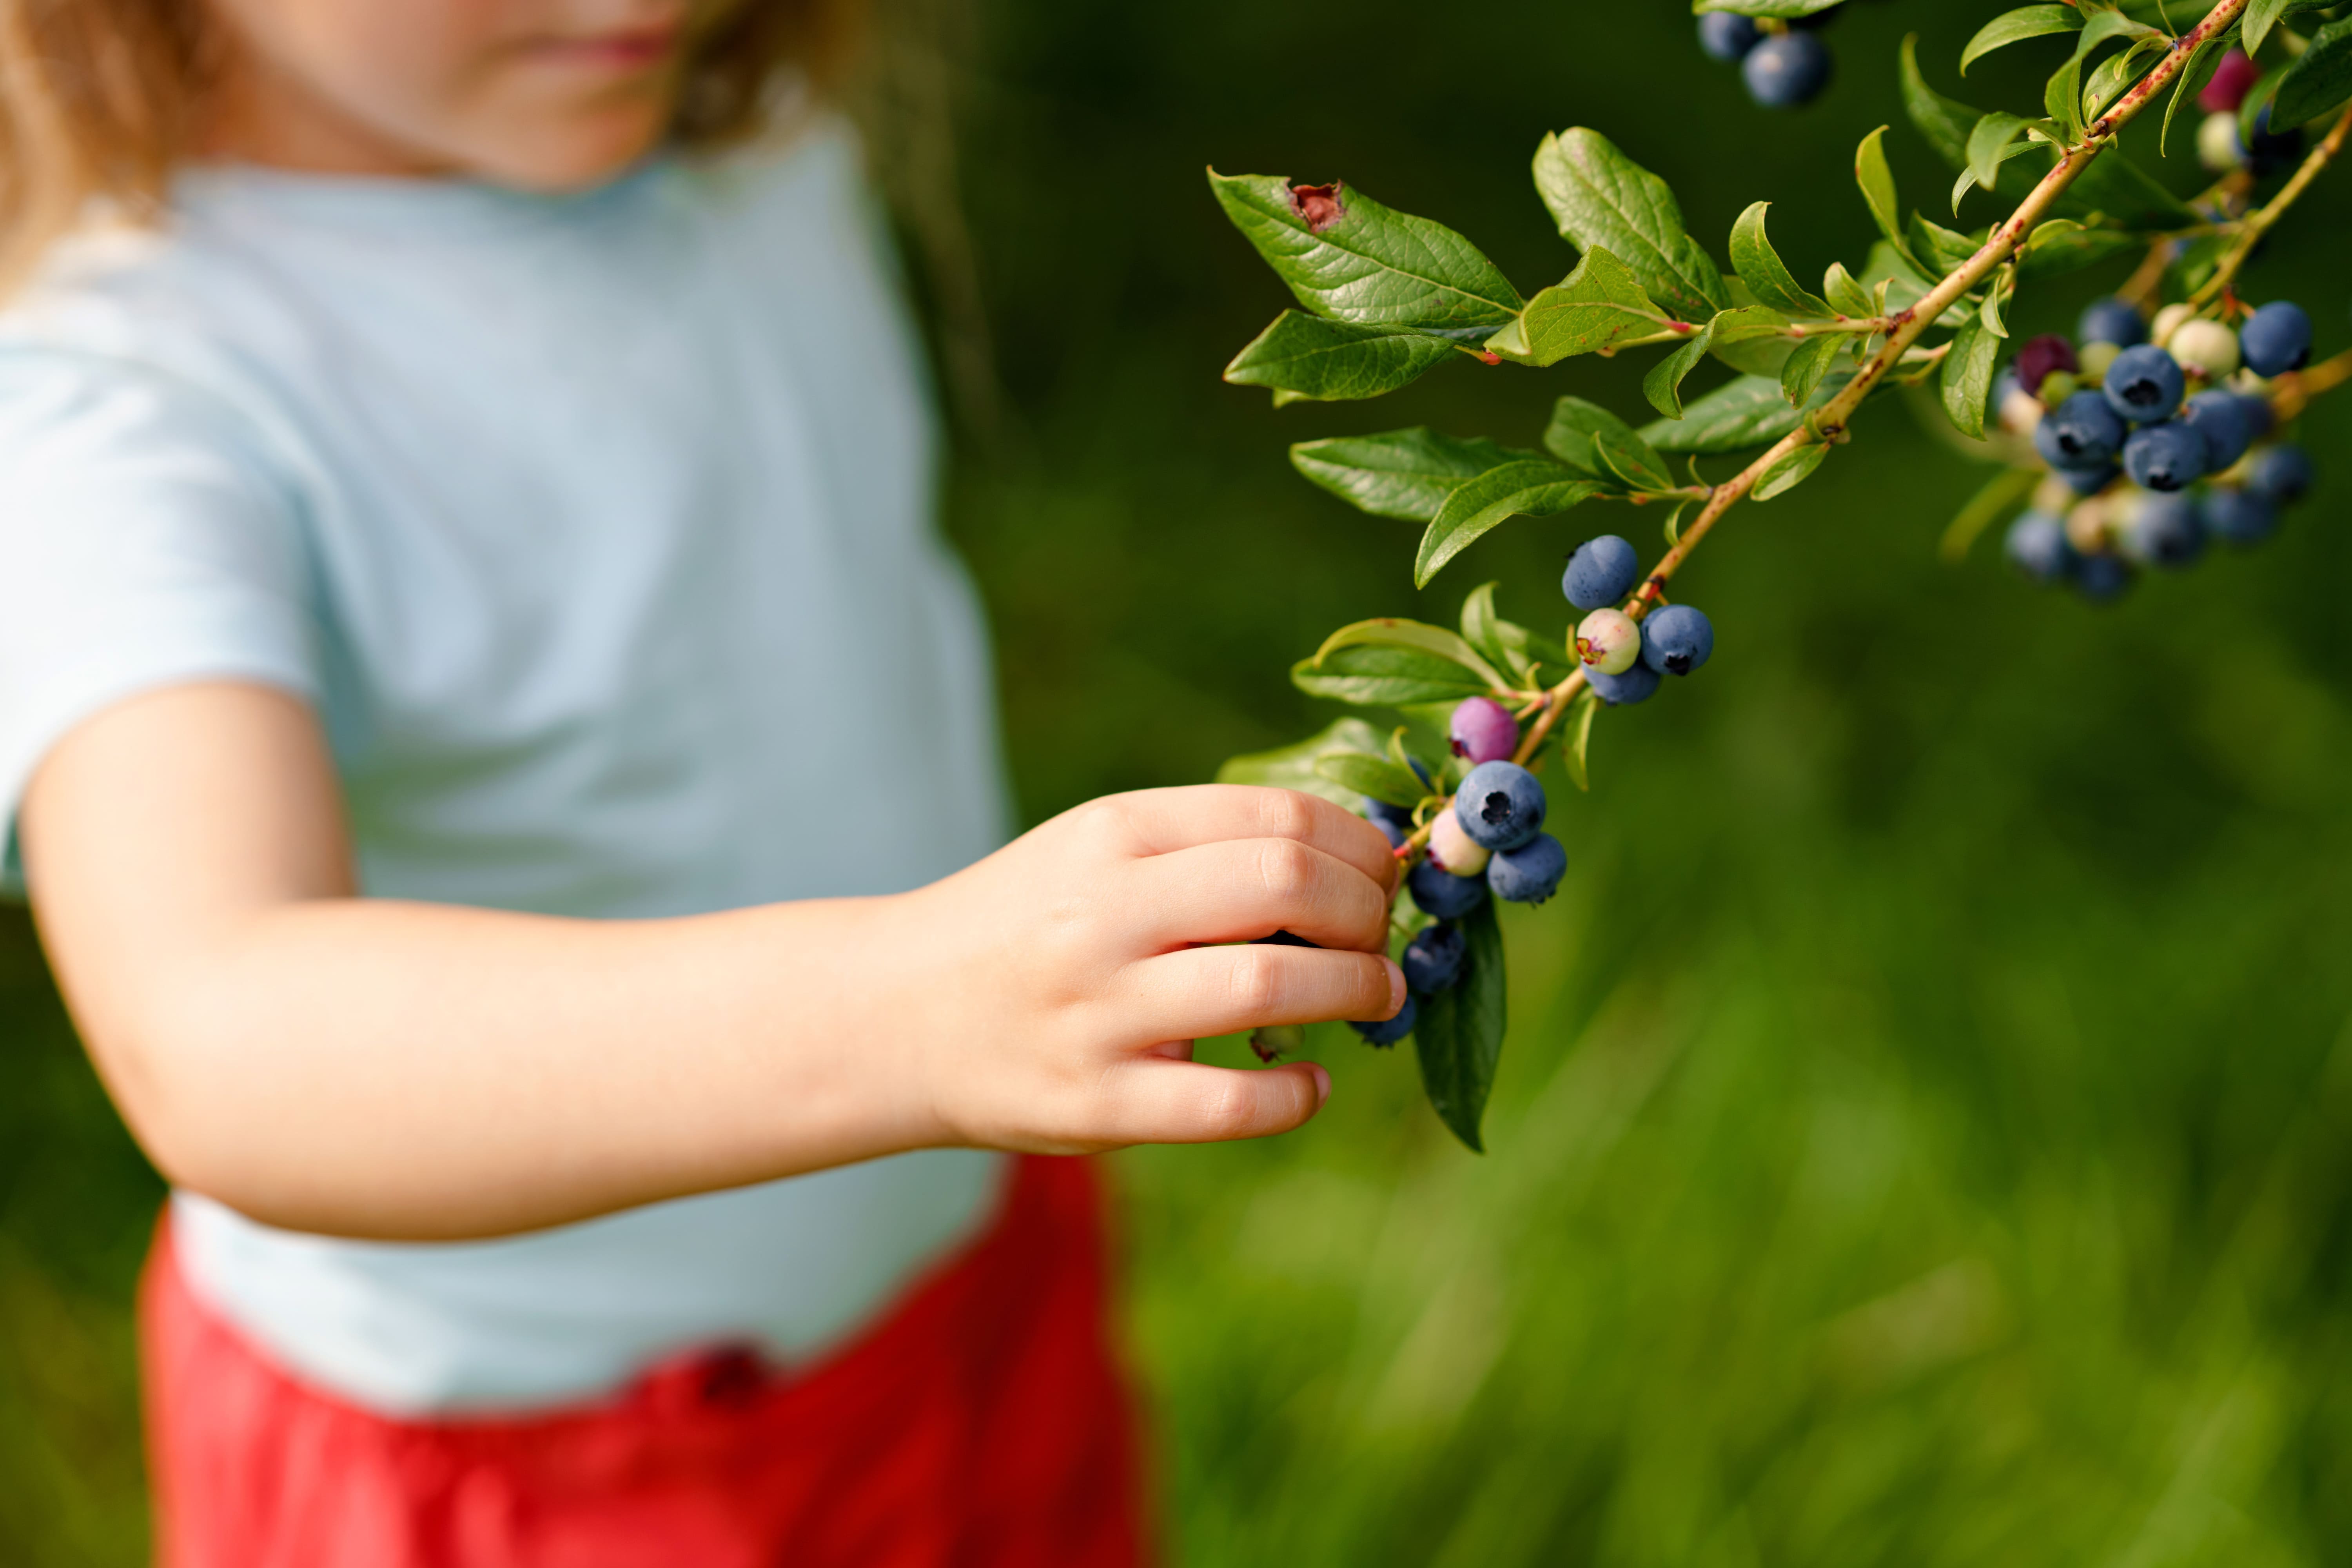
[2198, 111, 2243, 173]
[2152, 302, 2197, 347]
[2169, 318, 2241, 379]
[1575, 608, 1642, 675]
[1426, 808, 1491, 877]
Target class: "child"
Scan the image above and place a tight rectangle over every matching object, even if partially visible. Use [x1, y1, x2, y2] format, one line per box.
[0, 0, 1406, 1560]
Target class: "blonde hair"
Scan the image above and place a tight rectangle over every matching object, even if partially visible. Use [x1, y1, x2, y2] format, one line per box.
[0, 0, 861, 293]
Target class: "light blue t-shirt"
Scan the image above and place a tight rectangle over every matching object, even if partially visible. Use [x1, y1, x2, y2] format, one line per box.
[0, 125, 1013, 1414]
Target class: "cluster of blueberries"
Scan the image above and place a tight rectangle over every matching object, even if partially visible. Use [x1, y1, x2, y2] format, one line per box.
[2000, 294, 2317, 600]
[1697, 9, 1837, 109]
[1345, 537, 1718, 1044]
[2196, 48, 2304, 178]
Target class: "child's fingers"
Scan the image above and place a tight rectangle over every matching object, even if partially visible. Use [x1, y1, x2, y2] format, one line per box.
[1126, 943, 1402, 1043]
[1094, 786, 1397, 892]
[1122, 837, 1391, 953]
[1092, 1056, 1331, 1145]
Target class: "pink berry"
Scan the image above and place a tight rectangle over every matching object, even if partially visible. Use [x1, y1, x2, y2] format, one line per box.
[1448, 697, 1519, 764]
[2200, 49, 2258, 115]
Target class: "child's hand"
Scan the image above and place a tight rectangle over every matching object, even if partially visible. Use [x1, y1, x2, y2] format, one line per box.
[902, 786, 1403, 1154]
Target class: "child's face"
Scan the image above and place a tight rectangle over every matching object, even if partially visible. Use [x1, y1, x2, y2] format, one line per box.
[205, 0, 733, 187]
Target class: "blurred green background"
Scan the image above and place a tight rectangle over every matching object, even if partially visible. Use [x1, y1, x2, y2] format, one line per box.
[7, 0, 2352, 1561]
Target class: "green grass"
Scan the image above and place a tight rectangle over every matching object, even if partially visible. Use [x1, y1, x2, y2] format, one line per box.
[7, 0, 2352, 1558]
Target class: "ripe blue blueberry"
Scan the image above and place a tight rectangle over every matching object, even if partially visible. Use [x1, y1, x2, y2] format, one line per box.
[2122, 492, 2205, 568]
[2078, 298, 2148, 348]
[2033, 390, 2126, 468]
[2102, 344, 2186, 422]
[1401, 922, 1466, 993]
[1449, 697, 1519, 766]
[2004, 511, 2076, 583]
[1365, 795, 1413, 833]
[1369, 813, 1408, 850]
[2074, 552, 2134, 603]
[2179, 390, 2255, 470]
[2239, 301, 2313, 377]
[2056, 461, 2120, 497]
[2121, 421, 2207, 492]
[2248, 444, 2313, 503]
[1564, 534, 1641, 611]
[1585, 661, 1662, 706]
[1641, 604, 1715, 677]
[1488, 834, 1566, 905]
[2236, 392, 2277, 442]
[2202, 488, 2278, 545]
[1350, 990, 1417, 1048]
[2244, 103, 2305, 177]
[1408, 857, 1488, 921]
[1453, 760, 1546, 851]
[1743, 32, 1831, 107]
[1698, 11, 1762, 61]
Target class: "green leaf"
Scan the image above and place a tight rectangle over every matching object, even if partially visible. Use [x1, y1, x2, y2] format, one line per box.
[1416, 465, 1605, 587]
[1980, 281, 2009, 339]
[1216, 718, 1392, 808]
[1313, 751, 1429, 808]
[1854, 128, 1927, 275]
[1501, 626, 1575, 681]
[1222, 312, 1460, 404]
[1961, 5, 2084, 75]
[1542, 396, 1665, 483]
[2272, 17, 2352, 131]
[1643, 319, 1719, 420]
[1693, 0, 1842, 14]
[1940, 318, 2002, 441]
[1289, 428, 1523, 521]
[1901, 33, 1982, 170]
[2016, 224, 2143, 280]
[1780, 333, 1846, 407]
[1752, 442, 1828, 501]
[1823, 262, 1875, 318]
[1561, 690, 1599, 793]
[2046, 53, 2085, 142]
[1458, 582, 1532, 683]
[1728, 203, 1831, 318]
[1207, 171, 1524, 332]
[1292, 645, 1494, 708]
[1312, 619, 1513, 693]
[1531, 129, 1731, 325]
[1485, 247, 1672, 366]
[2164, 37, 2223, 156]
[1640, 370, 1852, 454]
[1967, 112, 2033, 195]
[1909, 214, 1983, 275]
[1592, 428, 1677, 493]
[2246, 0, 2292, 59]
[1412, 898, 1506, 1152]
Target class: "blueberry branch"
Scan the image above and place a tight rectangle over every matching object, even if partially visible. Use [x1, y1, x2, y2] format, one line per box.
[1498, 0, 2256, 781]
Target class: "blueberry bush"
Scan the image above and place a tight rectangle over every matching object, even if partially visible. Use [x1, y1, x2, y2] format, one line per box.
[1212, 0, 2352, 1150]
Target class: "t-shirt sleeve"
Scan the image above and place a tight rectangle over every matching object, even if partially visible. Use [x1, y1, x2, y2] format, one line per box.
[0, 352, 319, 879]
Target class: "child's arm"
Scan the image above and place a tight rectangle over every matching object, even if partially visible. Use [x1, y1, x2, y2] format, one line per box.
[23, 682, 1401, 1242]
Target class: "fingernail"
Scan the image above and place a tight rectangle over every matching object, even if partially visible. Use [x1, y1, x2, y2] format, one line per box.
[1385, 958, 1406, 1016]
[1308, 1062, 1332, 1106]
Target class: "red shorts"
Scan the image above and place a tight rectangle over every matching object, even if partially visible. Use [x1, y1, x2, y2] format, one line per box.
[142, 1155, 1149, 1568]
